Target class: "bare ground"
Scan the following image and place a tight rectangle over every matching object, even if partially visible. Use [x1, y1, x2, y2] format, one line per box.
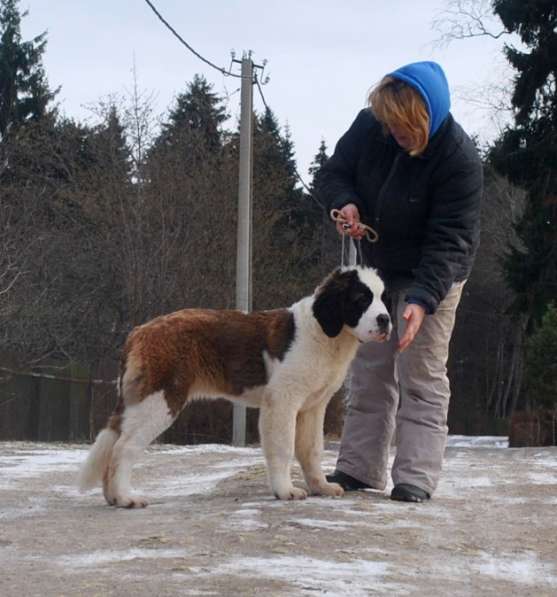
[1, 440, 556, 596]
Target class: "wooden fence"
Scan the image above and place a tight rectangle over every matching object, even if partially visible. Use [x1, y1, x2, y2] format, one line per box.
[0, 358, 345, 445]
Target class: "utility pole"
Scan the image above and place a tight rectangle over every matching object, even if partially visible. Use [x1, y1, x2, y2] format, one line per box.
[230, 52, 267, 447]
[232, 53, 254, 447]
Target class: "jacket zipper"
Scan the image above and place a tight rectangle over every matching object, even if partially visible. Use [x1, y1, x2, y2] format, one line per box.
[374, 151, 402, 228]
[366, 152, 402, 266]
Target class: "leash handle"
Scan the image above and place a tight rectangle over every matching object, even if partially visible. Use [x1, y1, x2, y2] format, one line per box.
[330, 209, 379, 243]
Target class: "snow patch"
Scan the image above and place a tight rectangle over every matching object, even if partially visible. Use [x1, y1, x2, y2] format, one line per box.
[263, 496, 363, 509]
[213, 555, 402, 596]
[527, 472, 557, 485]
[443, 475, 494, 489]
[474, 551, 557, 587]
[447, 436, 509, 448]
[228, 506, 268, 531]
[56, 548, 190, 569]
[289, 517, 357, 530]
[0, 496, 49, 521]
[151, 444, 261, 456]
[0, 449, 86, 488]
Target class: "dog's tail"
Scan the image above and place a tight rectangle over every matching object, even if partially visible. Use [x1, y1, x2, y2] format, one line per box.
[78, 427, 119, 491]
[77, 352, 130, 492]
[78, 351, 130, 492]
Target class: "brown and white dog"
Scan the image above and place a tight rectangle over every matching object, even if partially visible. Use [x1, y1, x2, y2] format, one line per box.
[78, 266, 391, 507]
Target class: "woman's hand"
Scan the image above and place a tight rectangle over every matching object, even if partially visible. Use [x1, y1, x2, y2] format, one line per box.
[335, 203, 367, 240]
[399, 303, 426, 352]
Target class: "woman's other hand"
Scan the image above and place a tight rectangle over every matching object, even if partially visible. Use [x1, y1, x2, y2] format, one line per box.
[399, 303, 426, 352]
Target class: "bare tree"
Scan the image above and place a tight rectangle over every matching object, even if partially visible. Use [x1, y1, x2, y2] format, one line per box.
[431, 0, 510, 47]
[0, 214, 25, 318]
[122, 59, 158, 187]
[431, 1, 516, 143]
[448, 166, 528, 431]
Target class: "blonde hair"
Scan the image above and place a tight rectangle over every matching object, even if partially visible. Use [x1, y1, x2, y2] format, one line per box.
[368, 76, 429, 156]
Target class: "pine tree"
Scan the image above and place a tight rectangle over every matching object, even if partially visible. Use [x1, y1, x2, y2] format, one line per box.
[255, 108, 310, 224]
[254, 108, 309, 230]
[489, 0, 557, 330]
[0, 0, 57, 142]
[280, 124, 300, 192]
[306, 138, 337, 271]
[256, 107, 291, 181]
[308, 138, 329, 195]
[250, 107, 325, 308]
[157, 74, 227, 152]
[91, 104, 131, 181]
[524, 303, 557, 411]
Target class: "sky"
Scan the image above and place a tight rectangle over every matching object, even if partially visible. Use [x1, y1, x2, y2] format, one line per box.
[19, 0, 516, 182]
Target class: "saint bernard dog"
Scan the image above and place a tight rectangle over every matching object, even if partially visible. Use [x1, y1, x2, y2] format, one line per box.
[78, 266, 391, 507]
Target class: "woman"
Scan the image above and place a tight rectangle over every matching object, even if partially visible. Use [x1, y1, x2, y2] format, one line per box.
[318, 61, 483, 502]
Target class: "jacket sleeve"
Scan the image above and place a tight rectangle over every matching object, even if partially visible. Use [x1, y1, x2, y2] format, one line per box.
[316, 109, 373, 218]
[405, 152, 483, 314]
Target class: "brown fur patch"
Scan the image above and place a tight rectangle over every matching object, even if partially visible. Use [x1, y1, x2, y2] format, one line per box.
[119, 308, 295, 417]
[107, 409, 123, 434]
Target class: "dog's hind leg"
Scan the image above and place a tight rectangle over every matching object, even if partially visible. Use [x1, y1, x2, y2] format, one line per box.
[259, 395, 307, 500]
[78, 427, 119, 493]
[104, 391, 176, 508]
[295, 401, 344, 497]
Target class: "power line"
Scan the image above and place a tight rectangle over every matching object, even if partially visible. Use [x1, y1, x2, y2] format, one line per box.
[294, 167, 325, 211]
[143, 0, 243, 79]
[144, 0, 325, 212]
[221, 79, 241, 119]
[254, 73, 270, 112]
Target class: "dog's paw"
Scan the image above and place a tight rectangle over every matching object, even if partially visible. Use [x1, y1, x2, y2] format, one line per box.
[312, 481, 344, 498]
[114, 495, 149, 509]
[274, 486, 308, 501]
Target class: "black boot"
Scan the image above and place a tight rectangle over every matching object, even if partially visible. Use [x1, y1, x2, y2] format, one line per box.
[326, 470, 372, 491]
[390, 483, 430, 503]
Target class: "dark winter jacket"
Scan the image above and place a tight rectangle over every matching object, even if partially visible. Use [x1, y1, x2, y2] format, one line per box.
[318, 105, 483, 314]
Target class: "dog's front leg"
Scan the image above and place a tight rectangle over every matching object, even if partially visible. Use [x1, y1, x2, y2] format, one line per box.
[295, 400, 344, 497]
[259, 393, 307, 500]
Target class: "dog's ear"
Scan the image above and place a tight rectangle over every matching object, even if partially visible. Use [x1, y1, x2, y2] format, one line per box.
[313, 287, 344, 337]
[312, 269, 354, 338]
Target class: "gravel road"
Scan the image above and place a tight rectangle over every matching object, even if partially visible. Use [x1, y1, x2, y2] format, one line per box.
[1, 439, 556, 596]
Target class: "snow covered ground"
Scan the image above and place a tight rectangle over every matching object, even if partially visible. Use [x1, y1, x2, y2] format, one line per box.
[0, 437, 556, 596]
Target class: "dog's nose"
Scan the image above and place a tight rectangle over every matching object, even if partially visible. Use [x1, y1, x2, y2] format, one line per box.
[377, 313, 390, 330]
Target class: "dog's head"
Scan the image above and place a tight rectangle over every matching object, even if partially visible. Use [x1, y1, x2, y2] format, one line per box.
[312, 267, 392, 342]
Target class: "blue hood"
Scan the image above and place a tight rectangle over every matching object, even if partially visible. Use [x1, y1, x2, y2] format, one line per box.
[388, 61, 451, 136]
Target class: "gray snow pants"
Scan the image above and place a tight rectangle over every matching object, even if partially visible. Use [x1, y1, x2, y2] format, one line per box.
[335, 280, 465, 495]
